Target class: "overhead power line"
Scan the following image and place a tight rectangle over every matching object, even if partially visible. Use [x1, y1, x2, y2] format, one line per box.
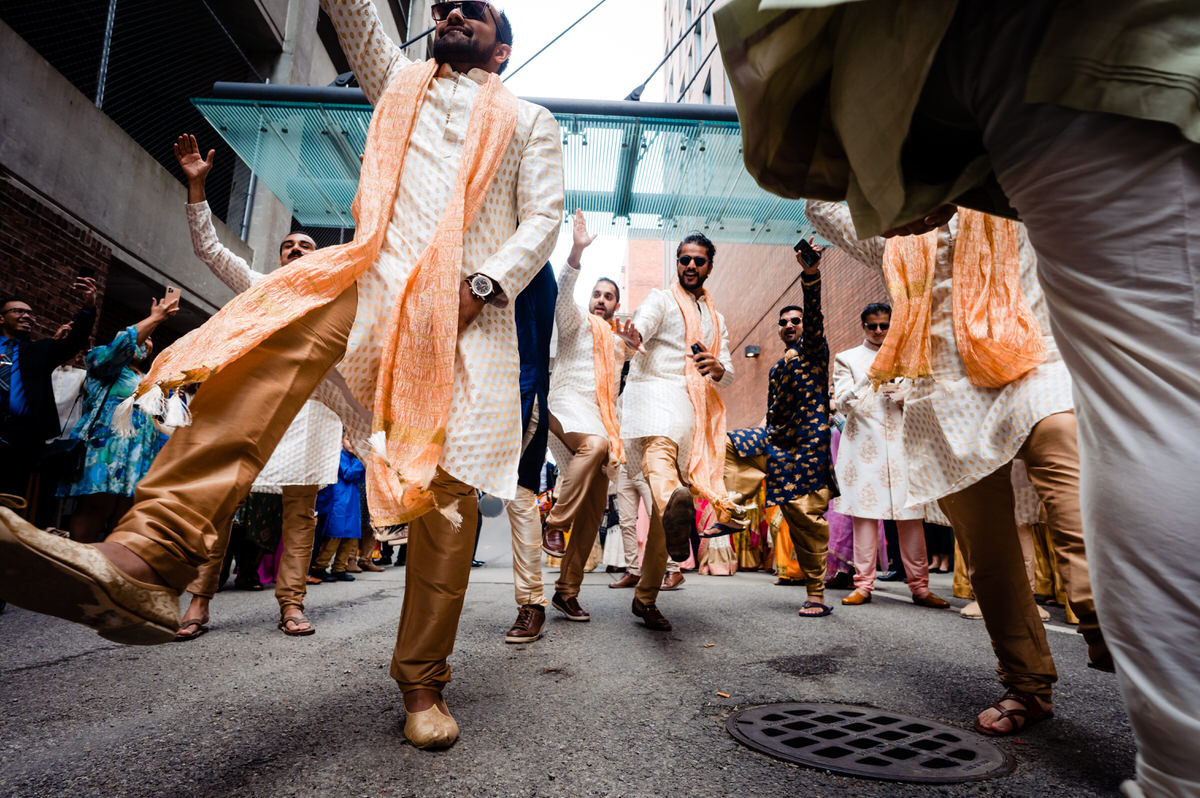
[625, 0, 719, 101]
[503, 0, 612, 83]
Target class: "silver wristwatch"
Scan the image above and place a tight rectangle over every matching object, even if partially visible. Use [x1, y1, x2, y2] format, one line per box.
[466, 273, 499, 304]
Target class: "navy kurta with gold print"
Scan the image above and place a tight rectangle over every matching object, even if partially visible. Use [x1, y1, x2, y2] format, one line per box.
[728, 275, 834, 506]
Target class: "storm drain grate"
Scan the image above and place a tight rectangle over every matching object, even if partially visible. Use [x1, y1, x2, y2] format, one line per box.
[726, 702, 1014, 784]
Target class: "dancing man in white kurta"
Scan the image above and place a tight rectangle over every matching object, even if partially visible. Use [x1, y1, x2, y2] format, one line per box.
[832, 302, 948, 610]
[0, 0, 563, 754]
[541, 210, 640, 622]
[809, 200, 1107, 739]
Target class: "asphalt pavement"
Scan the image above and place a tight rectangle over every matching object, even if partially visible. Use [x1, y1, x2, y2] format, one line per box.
[0, 516, 1134, 797]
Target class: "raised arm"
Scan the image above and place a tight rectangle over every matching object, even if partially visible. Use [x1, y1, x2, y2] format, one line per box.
[474, 107, 566, 300]
[800, 270, 828, 365]
[806, 200, 885, 272]
[320, 0, 410, 105]
[555, 209, 597, 334]
[175, 135, 258, 293]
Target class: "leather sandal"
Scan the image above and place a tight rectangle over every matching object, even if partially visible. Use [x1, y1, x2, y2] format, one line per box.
[973, 689, 1054, 736]
[278, 613, 316, 636]
[0, 508, 179, 645]
[174, 619, 210, 641]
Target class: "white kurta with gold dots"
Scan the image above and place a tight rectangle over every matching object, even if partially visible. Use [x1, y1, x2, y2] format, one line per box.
[321, 0, 564, 500]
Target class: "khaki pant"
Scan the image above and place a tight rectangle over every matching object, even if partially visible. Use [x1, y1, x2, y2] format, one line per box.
[615, 465, 679, 577]
[547, 427, 610, 600]
[388, 468, 478, 693]
[507, 486, 547, 607]
[939, 412, 1097, 696]
[186, 485, 319, 612]
[315, 536, 357, 573]
[635, 437, 684, 606]
[107, 287, 359, 590]
[723, 439, 830, 597]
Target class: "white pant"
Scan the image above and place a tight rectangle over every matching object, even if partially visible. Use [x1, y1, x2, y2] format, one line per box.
[507, 487, 547, 608]
[943, 5, 1200, 793]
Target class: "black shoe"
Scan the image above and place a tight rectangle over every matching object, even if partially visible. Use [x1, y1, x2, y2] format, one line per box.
[632, 598, 672, 632]
[471, 559, 485, 568]
[331, 571, 355, 582]
[878, 570, 905, 582]
[662, 487, 696, 562]
[310, 568, 335, 583]
[826, 570, 854, 590]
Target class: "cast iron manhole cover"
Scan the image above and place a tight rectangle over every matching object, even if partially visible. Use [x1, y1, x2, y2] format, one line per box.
[726, 703, 1014, 784]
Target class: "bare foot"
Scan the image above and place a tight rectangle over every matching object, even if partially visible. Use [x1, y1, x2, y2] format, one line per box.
[404, 688, 449, 714]
[91, 541, 170, 587]
[976, 693, 1052, 734]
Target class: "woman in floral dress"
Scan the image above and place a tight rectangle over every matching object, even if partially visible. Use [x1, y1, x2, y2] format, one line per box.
[58, 297, 178, 541]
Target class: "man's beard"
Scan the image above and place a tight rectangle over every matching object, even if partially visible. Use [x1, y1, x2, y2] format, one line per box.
[677, 272, 707, 291]
[432, 34, 492, 67]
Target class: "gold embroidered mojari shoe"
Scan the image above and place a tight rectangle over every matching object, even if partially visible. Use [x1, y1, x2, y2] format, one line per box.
[403, 704, 460, 750]
[0, 508, 179, 645]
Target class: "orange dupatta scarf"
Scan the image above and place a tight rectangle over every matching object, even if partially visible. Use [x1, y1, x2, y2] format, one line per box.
[587, 314, 625, 466]
[868, 209, 1045, 389]
[670, 282, 734, 522]
[124, 60, 518, 524]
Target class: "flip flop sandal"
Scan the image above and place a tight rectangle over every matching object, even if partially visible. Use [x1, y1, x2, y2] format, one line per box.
[698, 522, 743, 539]
[798, 600, 833, 617]
[973, 689, 1054, 736]
[174, 620, 210, 641]
[278, 614, 316, 636]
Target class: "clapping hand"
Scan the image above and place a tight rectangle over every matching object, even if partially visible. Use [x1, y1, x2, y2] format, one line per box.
[614, 318, 645, 353]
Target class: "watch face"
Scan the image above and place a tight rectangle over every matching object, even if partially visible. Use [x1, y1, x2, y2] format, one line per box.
[470, 274, 493, 297]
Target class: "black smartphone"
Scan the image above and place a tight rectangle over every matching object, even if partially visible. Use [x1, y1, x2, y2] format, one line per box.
[795, 238, 820, 267]
[690, 343, 704, 355]
[78, 265, 97, 280]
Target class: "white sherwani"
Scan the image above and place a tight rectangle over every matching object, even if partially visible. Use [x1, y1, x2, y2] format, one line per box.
[807, 201, 1073, 506]
[622, 287, 733, 479]
[186, 202, 341, 492]
[322, 0, 564, 500]
[547, 266, 623, 437]
[831, 343, 923, 520]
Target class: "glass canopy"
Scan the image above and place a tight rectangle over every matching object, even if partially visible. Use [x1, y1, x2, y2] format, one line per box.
[193, 90, 815, 245]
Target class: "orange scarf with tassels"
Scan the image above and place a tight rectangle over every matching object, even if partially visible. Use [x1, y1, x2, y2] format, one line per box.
[127, 60, 519, 525]
[587, 314, 625, 466]
[670, 282, 734, 523]
[869, 209, 1045, 389]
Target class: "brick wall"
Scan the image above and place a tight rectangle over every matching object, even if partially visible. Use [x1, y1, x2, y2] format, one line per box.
[624, 238, 888, 429]
[0, 167, 110, 340]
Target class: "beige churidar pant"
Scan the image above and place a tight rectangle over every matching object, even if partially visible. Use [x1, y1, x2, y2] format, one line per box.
[634, 436, 684, 606]
[546, 427, 610, 600]
[507, 486, 547, 608]
[722, 439, 830, 597]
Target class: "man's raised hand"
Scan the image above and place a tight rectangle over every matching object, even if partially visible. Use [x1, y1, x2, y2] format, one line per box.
[174, 135, 215, 203]
[614, 318, 645, 353]
[567, 209, 598, 268]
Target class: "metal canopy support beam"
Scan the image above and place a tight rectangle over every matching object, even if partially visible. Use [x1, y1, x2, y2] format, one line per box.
[611, 121, 643, 220]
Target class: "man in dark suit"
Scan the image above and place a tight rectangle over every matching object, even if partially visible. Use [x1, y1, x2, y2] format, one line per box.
[0, 278, 98, 500]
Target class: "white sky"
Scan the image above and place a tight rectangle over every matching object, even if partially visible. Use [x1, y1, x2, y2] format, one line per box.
[495, 0, 668, 302]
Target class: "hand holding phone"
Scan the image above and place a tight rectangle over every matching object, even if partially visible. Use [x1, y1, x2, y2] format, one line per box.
[794, 237, 821, 268]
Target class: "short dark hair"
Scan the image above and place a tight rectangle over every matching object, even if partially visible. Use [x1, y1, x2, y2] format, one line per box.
[676, 233, 715, 263]
[860, 302, 892, 324]
[0, 295, 30, 311]
[779, 305, 802, 317]
[593, 278, 620, 304]
[280, 230, 316, 255]
[493, 8, 513, 73]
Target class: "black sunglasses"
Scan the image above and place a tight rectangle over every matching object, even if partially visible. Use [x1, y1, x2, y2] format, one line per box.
[432, 1, 492, 23]
[778, 318, 802, 327]
[677, 255, 708, 268]
[865, 322, 890, 331]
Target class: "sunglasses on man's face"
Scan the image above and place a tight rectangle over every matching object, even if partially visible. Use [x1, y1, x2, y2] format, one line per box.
[677, 256, 708, 268]
[432, 1, 492, 23]
[778, 318, 802, 327]
[865, 322, 890, 331]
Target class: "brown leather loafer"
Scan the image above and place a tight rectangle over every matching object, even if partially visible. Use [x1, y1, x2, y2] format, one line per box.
[505, 603, 546, 643]
[841, 590, 872, 605]
[662, 487, 696, 561]
[358, 558, 386, 573]
[345, 559, 363, 573]
[912, 591, 951, 609]
[0, 508, 179, 645]
[660, 572, 686, 591]
[551, 591, 590, 621]
[609, 572, 639, 589]
[632, 597, 672, 631]
[542, 527, 567, 557]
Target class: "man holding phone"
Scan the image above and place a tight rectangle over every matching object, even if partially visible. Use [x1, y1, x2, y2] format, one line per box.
[710, 242, 838, 617]
[0, 277, 97, 503]
[620, 233, 733, 631]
